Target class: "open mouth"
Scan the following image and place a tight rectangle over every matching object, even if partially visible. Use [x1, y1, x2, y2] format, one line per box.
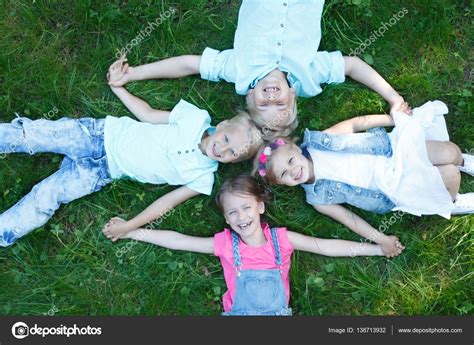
[212, 143, 221, 158]
[263, 86, 280, 92]
[237, 221, 253, 231]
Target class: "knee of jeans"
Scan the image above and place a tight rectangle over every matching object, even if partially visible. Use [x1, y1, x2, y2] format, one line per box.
[31, 185, 57, 218]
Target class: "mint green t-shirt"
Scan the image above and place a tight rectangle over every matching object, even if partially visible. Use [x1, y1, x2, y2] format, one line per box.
[104, 99, 218, 195]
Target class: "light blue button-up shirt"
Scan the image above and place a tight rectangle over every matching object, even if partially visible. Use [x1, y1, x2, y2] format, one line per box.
[104, 100, 218, 195]
[200, 0, 346, 97]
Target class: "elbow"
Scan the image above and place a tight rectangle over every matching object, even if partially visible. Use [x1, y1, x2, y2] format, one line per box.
[343, 56, 354, 77]
[184, 55, 201, 75]
[343, 55, 362, 78]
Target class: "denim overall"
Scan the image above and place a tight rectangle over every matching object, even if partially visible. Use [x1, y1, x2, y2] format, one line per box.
[222, 228, 292, 316]
[0, 116, 112, 247]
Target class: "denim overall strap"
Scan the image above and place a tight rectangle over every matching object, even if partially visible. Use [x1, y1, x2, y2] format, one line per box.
[231, 230, 242, 276]
[270, 228, 283, 273]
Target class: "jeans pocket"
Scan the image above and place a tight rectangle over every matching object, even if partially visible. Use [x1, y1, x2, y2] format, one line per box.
[242, 277, 279, 310]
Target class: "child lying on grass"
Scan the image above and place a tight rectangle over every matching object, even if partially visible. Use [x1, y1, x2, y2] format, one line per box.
[103, 175, 393, 315]
[108, 0, 410, 138]
[0, 57, 262, 247]
[253, 100, 473, 257]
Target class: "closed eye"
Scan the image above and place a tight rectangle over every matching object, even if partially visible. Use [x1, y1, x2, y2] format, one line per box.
[281, 170, 286, 179]
[289, 157, 293, 164]
[225, 134, 229, 143]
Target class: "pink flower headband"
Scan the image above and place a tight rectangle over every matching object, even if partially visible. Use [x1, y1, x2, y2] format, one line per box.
[258, 138, 286, 177]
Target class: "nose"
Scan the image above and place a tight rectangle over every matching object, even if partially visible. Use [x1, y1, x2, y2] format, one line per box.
[220, 143, 230, 154]
[266, 94, 276, 101]
[237, 209, 246, 221]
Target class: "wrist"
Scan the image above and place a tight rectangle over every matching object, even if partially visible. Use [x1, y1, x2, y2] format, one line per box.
[375, 245, 384, 256]
[388, 93, 403, 106]
[374, 233, 391, 245]
[110, 85, 125, 93]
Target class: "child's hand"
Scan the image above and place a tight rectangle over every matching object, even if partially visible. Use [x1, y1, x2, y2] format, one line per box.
[107, 56, 133, 87]
[380, 235, 405, 258]
[102, 216, 132, 242]
[390, 96, 412, 116]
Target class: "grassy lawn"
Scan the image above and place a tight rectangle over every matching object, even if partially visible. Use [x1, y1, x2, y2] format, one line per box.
[0, 0, 472, 316]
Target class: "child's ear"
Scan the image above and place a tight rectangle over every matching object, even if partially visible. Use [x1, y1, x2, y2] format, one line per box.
[258, 201, 265, 214]
[216, 120, 229, 129]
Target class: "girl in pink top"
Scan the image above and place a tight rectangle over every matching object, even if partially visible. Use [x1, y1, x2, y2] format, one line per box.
[104, 174, 393, 315]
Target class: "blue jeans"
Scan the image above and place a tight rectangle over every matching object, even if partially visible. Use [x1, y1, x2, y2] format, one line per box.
[0, 116, 112, 247]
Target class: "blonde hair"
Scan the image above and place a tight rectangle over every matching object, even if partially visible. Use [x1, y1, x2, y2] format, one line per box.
[251, 137, 299, 184]
[246, 94, 298, 141]
[225, 111, 264, 162]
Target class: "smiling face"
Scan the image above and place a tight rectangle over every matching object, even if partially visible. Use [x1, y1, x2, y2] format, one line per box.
[268, 144, 314, 187]
[221, 192, 265, 242]
[247, 69, 297, 132]
[200, 116, 262, 163]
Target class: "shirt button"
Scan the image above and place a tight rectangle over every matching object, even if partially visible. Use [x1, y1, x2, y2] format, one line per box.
[280, 23, 284, 28]
[178, 151, 181, 154]
[356, 188, 361, 193]
[192, 149, 195, 152]
[283, 2, 287, 6]
[276, 60, 280, 64]
[336, 183, 341, 189]
[374, 194, 379, 198]
[323, 138, 329, 143]
[277, 42, 282, 46]
[185, 150, 189, 154]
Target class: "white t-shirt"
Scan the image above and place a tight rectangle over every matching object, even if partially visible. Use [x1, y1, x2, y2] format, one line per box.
[104, 100, 218, 195]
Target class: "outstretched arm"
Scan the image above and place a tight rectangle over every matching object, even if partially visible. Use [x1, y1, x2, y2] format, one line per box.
[102, 186, 201, 241]
[312, 204, 404, 258]
[287, 231, 383, 257]
[107, 58, 170, 124]
[104, 218, 214, 254]
[110, 86, 171, 124]
[109, 55, 202, 87]
[323, 114, 395, 135]
[344, 56, 410, 115]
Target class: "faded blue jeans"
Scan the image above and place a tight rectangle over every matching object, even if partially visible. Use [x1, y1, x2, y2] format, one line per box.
[0, 116, 112, 247]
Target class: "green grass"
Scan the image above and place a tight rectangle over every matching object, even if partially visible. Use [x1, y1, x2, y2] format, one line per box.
[0, 0, 473, 315]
